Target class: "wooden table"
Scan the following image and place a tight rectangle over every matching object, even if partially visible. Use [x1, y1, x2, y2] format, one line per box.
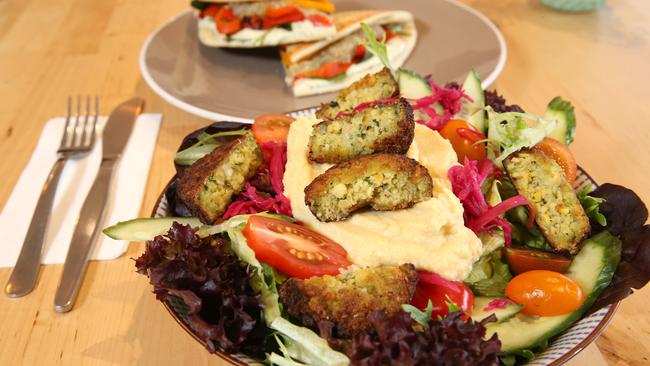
[1, 0, 648, 364]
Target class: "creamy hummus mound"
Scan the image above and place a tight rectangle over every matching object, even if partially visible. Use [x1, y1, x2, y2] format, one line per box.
[283, 116, 482, 281]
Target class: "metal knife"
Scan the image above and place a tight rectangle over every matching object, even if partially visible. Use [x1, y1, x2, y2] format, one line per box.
[54, 98, 144, 313]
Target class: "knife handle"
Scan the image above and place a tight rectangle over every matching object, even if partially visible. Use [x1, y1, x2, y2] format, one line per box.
[54, 158, 117, 313]
[5, 158, 67, 298]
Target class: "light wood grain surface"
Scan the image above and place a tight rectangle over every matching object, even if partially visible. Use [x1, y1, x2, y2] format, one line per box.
[1, 0, 648, 365]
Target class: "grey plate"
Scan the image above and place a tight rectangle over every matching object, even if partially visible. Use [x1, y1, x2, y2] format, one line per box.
[140, 0, 506, 122]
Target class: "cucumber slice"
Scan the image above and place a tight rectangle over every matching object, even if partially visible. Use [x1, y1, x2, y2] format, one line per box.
[397, 68, 432, 99]
[471, 297, 523, 323]
[103, 217, 203, 241]
[457, 69, 486, 133]
[397, 68, 444, 118]
[485, 231, 621, 354]
[544, 96, 576, 145]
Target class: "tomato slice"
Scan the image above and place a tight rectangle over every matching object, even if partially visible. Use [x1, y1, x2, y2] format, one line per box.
[306, 14, 332, 27]
[438, 119, 487, 162]
[504, 247, 572, 275]
[505, 270, 584, 316]
[215, 7, 242, 35]
[296, 62, 352, 80]
[532, 137, 577, 185]
[411, 271, 474, 317]
[251, 113, 295, 145]
[243, 216, 351, 279]
[263, 6, 305, 29]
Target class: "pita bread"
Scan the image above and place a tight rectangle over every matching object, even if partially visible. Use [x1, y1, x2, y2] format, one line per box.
[280, 10, 417, 97]
[196, 2, 336, 48]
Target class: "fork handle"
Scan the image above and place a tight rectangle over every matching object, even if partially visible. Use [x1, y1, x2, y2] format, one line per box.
[5, 158, 67, 298]
[54, 158, 117, 313]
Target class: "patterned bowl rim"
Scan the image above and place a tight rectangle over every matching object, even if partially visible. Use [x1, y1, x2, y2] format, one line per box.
[150, 162, 619, 365]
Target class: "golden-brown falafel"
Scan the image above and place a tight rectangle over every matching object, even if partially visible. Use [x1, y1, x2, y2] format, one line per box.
[309, 98, 414, 164]
[279, 264, 418, 337]
[176, 132, 263, 224]
[304, 154, 433, 222]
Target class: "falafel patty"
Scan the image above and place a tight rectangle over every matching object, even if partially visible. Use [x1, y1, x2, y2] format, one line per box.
[504, 149, 590, 254]
[315, 67, 399, 120]
[279, 264, 418, 337]
[176, 132, 263, 224]
[304, 154, 433, 222]
[308, 98, 414, 164]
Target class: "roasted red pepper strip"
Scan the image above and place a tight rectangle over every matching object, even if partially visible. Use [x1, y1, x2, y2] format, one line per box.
[263, 7, 305, 29]
[215, 7, 242, 35]
[306, 14, 332, 26]
[200, 4, 221, 18]
[296, 62, 352, 79]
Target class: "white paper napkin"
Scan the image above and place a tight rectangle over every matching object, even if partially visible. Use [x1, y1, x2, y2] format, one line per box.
[0, 113, 162, 268]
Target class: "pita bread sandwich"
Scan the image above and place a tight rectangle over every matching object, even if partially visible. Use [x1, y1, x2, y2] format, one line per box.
[280, 10, 417, 97]
[193, 0, 337, 48]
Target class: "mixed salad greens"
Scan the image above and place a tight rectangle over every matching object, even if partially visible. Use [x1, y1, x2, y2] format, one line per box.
[103, 24, 650, 365]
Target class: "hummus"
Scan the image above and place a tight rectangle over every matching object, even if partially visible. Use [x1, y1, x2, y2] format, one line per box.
[284, 116, 483, 281]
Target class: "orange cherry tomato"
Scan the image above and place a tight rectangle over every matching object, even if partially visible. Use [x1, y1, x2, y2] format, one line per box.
[504, 247, 572, 275]
[438, 120, 487, 162]
[252, 114, 295, 145]
[505, 270, 585, 316]
[532, 137, 577, 185]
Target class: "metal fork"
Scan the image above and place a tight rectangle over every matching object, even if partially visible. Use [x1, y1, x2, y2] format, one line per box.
[4, 96, 99, 298]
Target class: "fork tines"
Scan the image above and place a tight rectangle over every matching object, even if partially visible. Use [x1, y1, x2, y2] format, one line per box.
[59, 95, 99, 153]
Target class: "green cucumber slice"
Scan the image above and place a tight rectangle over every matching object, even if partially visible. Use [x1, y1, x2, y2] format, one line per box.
[397, 68, 432, 99]
[485, 231, 621, 354]
[457, 69, 486, 133]
[544, 96, 577, 145]
[397, 68, 444, 117]
[103, 217, 203, 241]
[471, 297, 523, 323]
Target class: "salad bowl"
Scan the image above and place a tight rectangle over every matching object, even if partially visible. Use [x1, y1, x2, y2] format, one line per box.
[148, 113, 618, 366]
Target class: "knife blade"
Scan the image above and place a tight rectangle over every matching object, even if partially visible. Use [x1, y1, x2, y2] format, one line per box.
[54, 98, 144, 313]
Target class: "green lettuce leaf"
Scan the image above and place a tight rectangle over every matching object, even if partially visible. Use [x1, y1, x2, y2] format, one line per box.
[577, 184, 607, 226]
[360, 23, 393, 75]
[465, 250, 512, 297]
[486, 106, 557, 164]
[507, 206, 554, 252]
[498, 179, 554, 251]
[174, 129, 247, 166]
[226, 226, 349, 366]
[402, 300, 434, 327]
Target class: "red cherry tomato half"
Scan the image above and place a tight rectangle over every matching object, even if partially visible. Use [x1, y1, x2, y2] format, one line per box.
[505, 270, 585, 316]
[243, 216, 351, 279]
[504, 247, 572, 275]
[438, 120, 487, 162]
[411, 271, 474, 317]
[251, 113, 295, 145]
